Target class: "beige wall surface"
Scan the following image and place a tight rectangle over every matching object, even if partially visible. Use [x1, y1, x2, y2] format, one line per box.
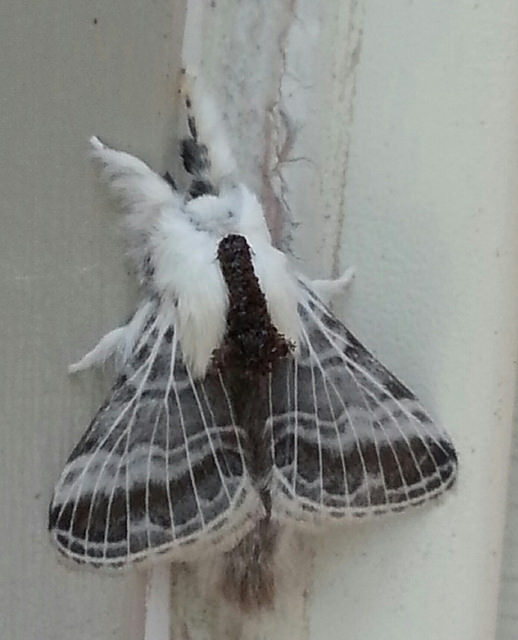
[0, 2, 186, 639]
[498, 420, 518, 639]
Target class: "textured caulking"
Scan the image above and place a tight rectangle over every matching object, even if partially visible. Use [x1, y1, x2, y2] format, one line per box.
[49, 74, 458, 612]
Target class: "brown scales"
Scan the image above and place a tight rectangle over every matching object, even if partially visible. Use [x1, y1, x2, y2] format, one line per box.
[213, 234, 292, 611]
[214, 234, 291, 377]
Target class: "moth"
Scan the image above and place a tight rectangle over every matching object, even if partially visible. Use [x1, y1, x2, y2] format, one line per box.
[49, 77, 458, 611]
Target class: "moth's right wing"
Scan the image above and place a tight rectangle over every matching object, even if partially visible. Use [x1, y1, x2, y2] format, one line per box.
[270, 282, 457, 524]
[49, 307, 262, 567]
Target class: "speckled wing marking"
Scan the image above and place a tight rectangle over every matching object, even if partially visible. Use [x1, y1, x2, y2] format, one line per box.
[49, 305, 261, 567]
[270, 282, 458, 522]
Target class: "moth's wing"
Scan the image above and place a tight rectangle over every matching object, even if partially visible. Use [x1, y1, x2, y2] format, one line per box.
[270, 282, 457, 523]
[49, 310, 262, 567]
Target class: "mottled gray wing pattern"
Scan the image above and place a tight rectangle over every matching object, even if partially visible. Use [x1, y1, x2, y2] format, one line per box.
[49, 308, 261, 567]
[270, 282, 457, 523]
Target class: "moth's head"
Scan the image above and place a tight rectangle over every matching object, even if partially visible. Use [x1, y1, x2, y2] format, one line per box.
[217, 233, 253, 269]
[185, 184, 271, 245]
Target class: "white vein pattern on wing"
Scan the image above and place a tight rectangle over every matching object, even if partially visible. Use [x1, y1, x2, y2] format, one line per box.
[58, 481, 243, 549]
[52, 321, 259, 557]
[145, 400, 166, 548]
[199, 379, 240, 483]
[55, 428, 241, 500]
[345, 358, 449, 474]
[212, 369, 259, 532]
[57, 313, 163, 551]
[275, 400, 452, 517]
[299, 320, 378, 506]
[274, 452, 454, 519]
[69, 320, 160, 556]
[268, 371, 275, 472]
[306, 289, 451, 456]
[315, 328, 410, 501]
[306, 300, 446, 480]
[307, 326, 324, 507]
[304, 293, 431, 448]
[132, 308, 161, 358]
[293, 353, 298, 494]
[162, 332, 179, 542]
[124, 390, 135, 559]
[298, 323, 352, 508]
[302, 297, 418, 497]
[278, 467, 388, 503]
[186, 366, 232, 505]
[216, 369, 247, 473]
[274, 473, 447, 521]
[53, 479, 261, 566]
[118, 300, 156, 367]
[345, 367, 447, 489]
[281, 436, 454, 506]
[170, 332, 206, 531]
[58, 503, 229, 552]
[304, 290, 453, 490]
[271, 286, 453, 519]
[284, 319, 374, 507]
[270, 400, 432, 446]
[100, 319, 170, 560]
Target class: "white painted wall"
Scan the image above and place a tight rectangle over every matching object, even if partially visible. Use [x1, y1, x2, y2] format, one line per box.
[0, 2, 186, 639]
[2, 1, 518, 639]
[497, 402, 518, 639]
[312, 4, 518, 639]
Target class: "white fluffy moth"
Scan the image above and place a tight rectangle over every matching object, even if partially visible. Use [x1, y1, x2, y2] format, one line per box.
[48, 74, 458, 632]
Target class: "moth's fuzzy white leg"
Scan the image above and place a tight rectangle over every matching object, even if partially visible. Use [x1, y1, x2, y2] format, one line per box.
[90, 136, 185, 287]
[90, 135, 180, 230]
[180, 71, 237, 187]
[69, 300, 153, 374]
[68, 326, 127, 374]
[310, 266, 356, 304]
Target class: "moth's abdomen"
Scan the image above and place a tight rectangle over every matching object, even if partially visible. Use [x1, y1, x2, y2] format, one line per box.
[215, 234, 289, 610]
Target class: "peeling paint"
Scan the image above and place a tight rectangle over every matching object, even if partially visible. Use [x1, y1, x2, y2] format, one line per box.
[179, 2, 367, 636]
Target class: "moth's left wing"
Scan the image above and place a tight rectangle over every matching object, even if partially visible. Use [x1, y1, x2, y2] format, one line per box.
[49, 310, 261, 567]
[270, 282, 457, 523]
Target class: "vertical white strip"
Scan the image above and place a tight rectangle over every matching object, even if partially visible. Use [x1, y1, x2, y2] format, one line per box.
[145, 566, 171, 640]
[176, 1, 362, 638]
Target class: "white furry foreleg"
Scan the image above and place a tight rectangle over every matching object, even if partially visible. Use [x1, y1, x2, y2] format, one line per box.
[68, 326, 127, 374]
[69, 300, 154, 374]
[90, 136, 179, 229]
[310, 266, 355, 304]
